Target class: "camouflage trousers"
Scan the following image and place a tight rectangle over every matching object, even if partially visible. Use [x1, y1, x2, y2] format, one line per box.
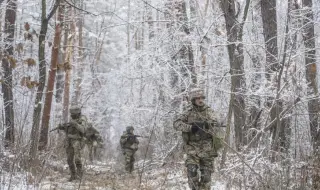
[66, 139, 84, 179]
[122, 148, 136, 173]
[185, 153, 214, 190]
[87, 140, 103, 162]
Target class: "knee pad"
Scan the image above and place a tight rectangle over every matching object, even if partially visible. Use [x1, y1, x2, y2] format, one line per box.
[187, 164, 198, 177]
[200, 169, 211, 183]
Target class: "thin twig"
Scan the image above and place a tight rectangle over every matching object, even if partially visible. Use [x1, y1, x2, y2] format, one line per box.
[63, 0, 97, 16]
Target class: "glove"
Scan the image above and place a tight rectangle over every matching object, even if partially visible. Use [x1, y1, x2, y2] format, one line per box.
[191, 121, 205, 133]
[205, 120, 218, 128]
[191, 125, 199, 133]
[127, 135, 135, 142]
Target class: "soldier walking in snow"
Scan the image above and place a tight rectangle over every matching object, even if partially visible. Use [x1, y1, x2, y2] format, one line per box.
[84, 123, 104, 162]
[120, 126, 139, 173]
[173, 88, 223, 190]
[51, 106, 87, 181]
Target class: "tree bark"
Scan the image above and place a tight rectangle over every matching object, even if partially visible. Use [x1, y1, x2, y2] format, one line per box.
[55, 3, 67, 103]
[261, 0, 279, 76]
[74, 0, 84, 106]
[302, 0, 320, 188]
[29, 0, 60, 163]
[2, 0, 17, 148]
[38, 4, 63, 151]
[171, 0, 196, 88]
[220, 0, 248, 149]
[260, 0, 290, 158]
[62, 5, 75, 123]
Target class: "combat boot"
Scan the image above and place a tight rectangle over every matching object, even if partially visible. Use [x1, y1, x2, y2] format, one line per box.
[76, 163, 83, 179]
[68, 165, 79, 181]
[68, 171, 78, 181]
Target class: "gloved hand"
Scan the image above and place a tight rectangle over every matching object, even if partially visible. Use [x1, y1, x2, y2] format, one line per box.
[191, 121, 205, 133]
[127, 135, 136, 142]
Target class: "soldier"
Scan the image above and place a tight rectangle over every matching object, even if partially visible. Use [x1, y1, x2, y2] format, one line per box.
[173, 88, 222, 190]
[85, 123, 104, 162]
[51, 106, 87, 181]
[120, 126, 139, 173]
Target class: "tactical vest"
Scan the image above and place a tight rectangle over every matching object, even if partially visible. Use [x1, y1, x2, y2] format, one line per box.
[67, 116, 86, 139]
[183, 106, 213, 143]
[121, 134, 138, 150]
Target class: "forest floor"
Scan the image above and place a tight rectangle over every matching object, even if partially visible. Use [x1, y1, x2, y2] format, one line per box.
[1, 153, 228, 190]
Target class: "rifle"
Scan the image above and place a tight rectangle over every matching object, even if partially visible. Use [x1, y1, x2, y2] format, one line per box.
[127, 135, 147, 142]
[132, 135, 148, 138]
[49, 123, 70, 132]
[207, 121, 226, 128]
[191, 121, 226, 128]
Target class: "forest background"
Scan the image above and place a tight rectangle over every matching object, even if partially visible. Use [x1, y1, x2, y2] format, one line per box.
[0, 0, 320, 189]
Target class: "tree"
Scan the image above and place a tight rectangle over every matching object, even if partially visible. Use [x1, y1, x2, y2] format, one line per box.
[38, 3, 64, 151]
[165, 0, 196, 107]
[260, 0, 290, 161]
[1, 0, 17, 148]
[220, 0, 249, 149]
[301, 0, 320, 188]
[74, 0, 84, 106]
[29, 0, 60, 164]
[62, 5, 75, 122]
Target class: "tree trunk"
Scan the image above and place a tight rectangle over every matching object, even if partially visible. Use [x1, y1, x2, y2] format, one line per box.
[260, 0, 285, 157]
[29, 0, 59, 163]
[147, 0, 154, 40]
[62, 5, 75, 122]
[55, 3, 67, 103]
[38, 4, 63, 151]
[302, 0, 320, 188]
[168, 0, 196, 90]
[2, 0, 17, 148]
[220, 0, 247, 149]
[261, 0, 279, 76]
[74, 0, 84, 106]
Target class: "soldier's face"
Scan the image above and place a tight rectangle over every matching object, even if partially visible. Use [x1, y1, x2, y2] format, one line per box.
[194, 96, 205, 107]
[71, 113, 80, 119]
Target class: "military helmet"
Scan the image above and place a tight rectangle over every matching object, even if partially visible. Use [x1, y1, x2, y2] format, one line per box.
[70, 106, 81, 115]
[189, 88, 205, 100]
[126, 126, 134, 131]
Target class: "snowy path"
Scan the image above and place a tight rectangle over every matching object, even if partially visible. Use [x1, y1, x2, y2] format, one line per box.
[1, 159, 227, 190]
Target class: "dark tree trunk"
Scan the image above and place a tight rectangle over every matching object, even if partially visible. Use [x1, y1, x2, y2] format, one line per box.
[39, 4, 63, 151]
[62, 5, 75, 123]
[55, 3, 67, 103]
[302, 0, 320, 188]
[260, 0, 290, 157]
[29, 0, 60, 164]
[260, 0, 279, 137]
[2, 0, 17, 148]
[220, 0, 247, 149]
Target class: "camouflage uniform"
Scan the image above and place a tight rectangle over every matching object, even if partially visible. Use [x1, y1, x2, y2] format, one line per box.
[173, 89, 219, 190]
[85, 124, 104, 162]
[120, 126, 139, 173]
[64, 106, 87, 181]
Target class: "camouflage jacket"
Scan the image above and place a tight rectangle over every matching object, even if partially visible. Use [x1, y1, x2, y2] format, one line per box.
[173, 104, 218, 155]
[120, 131, 139, 150]
[85, 123, 103, 147]
[66, 115, 87, 140]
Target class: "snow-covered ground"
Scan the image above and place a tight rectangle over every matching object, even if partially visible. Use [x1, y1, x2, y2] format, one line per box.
[0, 155, 229, 190]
